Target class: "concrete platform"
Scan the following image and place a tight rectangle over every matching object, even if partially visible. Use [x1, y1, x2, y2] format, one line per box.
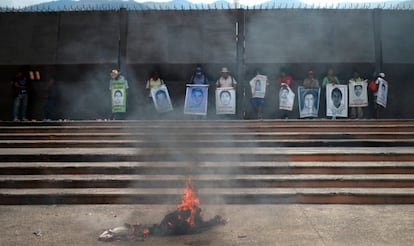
[0, 204, 413, 246]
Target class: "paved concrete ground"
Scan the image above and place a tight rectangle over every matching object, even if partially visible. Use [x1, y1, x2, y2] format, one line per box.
[0, 205, 413, 246]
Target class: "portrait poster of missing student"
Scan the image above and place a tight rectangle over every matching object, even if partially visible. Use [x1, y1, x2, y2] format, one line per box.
[376, 78, 388, 108]
[279, 85, 295, 111]
[298, 87, 320, 118]
[349, 80, 368, 107]
[326, 84, 348, 118]
[216, 87, 236, 115]
[184, 84, 209, 115]
[111, 80, 127, 113]
[151, 84, 173, 113]
[250, 74, 267, 98]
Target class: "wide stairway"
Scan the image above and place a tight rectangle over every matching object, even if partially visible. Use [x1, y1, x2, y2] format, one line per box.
[1, 120, 414, 205]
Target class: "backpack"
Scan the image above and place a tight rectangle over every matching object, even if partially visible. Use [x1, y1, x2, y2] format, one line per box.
[368, 80, 378, 92]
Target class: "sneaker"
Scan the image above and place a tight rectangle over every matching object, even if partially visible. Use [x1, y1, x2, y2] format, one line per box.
[22, 118, 28, 121]
[13, 118, 19, 122]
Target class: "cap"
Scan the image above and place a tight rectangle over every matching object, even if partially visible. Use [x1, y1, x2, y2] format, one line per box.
[195, 67, 203, 75]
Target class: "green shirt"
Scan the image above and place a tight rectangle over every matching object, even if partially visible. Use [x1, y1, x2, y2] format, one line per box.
[322, 76, 340, 88]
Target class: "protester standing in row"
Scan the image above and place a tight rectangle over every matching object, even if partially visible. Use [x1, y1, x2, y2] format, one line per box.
[109, 69, 129, 120]
[277, 69, 294, 119]
[249, 70, 268, 119]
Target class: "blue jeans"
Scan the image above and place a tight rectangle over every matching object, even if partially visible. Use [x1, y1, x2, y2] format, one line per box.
[13, 93, 28, 120]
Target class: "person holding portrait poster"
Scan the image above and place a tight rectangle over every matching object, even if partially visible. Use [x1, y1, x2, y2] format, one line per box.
[184, 84, 209, 116]
[348, 71, 368, 119]
[146, 71, 165, 103]
[368, 72, 387, 118]
[321, 68, 340, 118]
[278, 85, 295, 116]
[109, 69, 129, 120]
[298, 87, 320, 119]
[326, 84, 348, 118]
[151, 85, 173, 113]
[277, 69, 294, 119]
[249, 70, 268, 119]
[216, 88, 236, 115]
[376, 75, 388, 108]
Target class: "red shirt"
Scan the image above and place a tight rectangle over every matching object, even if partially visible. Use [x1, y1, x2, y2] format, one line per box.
[277, 75, 294, 88]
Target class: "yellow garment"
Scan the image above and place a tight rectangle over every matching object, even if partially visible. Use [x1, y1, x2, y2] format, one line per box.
[146, 78, 164, 97]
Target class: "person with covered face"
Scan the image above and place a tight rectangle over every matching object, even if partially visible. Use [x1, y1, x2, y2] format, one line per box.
[349, 71, 365, 119]
[277, 69, 294, 119]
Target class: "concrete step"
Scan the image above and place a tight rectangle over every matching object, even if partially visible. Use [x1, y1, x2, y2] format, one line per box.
[1, 174, 414, 189]
[0, 120, 413, 205]
[1, 161, 414, 175]
[0, 147, 413, 162]
[1, 188, 414, 205]
[1, 125, 414, 134]
[0, 139, 413, 148]
[2, 133, 414, 141]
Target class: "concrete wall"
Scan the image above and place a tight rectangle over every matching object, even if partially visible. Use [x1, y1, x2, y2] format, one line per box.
[0, 9, 413, 120]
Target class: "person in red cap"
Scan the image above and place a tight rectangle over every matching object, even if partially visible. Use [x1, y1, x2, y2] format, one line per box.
[276, 68, 294, 119]
[303, 70, 319, 88]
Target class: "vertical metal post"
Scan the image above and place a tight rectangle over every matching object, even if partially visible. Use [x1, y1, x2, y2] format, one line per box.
[373, 8, 383, 74]
[119, 8, 128, 71]
[235, 9, 246, 119]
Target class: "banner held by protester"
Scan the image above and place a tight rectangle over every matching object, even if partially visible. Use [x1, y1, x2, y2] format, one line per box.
[298, 87, 320, 118]
[111, 81, 127, 113]
[326, 84, 348, 118]
[184, 84, 209, 115]
[216, 87, 236, 115]
[151, 84, 173, 113]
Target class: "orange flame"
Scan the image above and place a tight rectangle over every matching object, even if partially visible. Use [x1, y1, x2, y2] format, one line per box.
[177, 176, 200, 227]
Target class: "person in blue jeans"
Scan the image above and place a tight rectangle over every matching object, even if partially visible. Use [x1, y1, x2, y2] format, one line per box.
[12, 71, 30, 121]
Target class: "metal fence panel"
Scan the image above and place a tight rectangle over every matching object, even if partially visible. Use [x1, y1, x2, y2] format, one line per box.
[127, 10, 237, 63]
[381, 10, 414, 64]
[0, 13, 59, 65]
[56, 11, 119, 64]
[245, 9, 375, 63]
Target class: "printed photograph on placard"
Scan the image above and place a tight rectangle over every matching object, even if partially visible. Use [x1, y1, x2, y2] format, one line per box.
[184, 84, 209, 115]
[349, 80, 368, 107]
[216, 87, 236, 115]
[151, 84, 173, 113]
[326, 84, 348, 118]
[376, 78, 388, 108]
[298, 87, 320, 118]
[111, 81, 127, 113]
[279, 85, 295, 111]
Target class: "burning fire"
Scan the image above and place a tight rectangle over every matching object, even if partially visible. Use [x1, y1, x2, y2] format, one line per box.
[176, 177, 200, 227]
[98, 176, 226, 242]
